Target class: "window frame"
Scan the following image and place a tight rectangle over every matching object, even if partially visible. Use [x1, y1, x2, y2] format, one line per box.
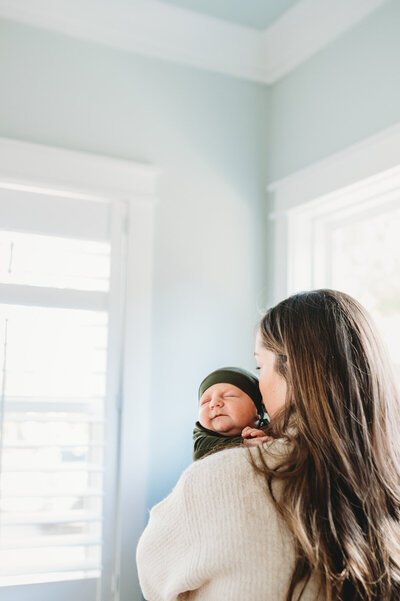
[268, 123, 400, 304]
[0, 137, 160, 601]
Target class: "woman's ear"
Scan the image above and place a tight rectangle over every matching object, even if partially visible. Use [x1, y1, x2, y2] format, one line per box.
[260, 406, 270, 426]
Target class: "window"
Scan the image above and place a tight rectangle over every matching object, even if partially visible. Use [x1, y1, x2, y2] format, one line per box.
[0, 187, 125, 601]
[271, 164, 400, 376]
[0, 231, 111, 291]
[329, 205, 400, 377]
[0, 137, 158, 601]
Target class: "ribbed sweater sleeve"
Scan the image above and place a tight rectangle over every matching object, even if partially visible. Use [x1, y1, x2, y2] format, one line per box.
[138, 450, 250, 600]
[136, 466, 198, 601]
[136, 444, 321, 601]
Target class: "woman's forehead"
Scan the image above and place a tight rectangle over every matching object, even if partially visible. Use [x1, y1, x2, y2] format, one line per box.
[255, 330, 268, 352]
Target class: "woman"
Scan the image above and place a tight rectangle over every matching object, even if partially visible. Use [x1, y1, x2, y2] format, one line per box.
[137, 290, 400, 601]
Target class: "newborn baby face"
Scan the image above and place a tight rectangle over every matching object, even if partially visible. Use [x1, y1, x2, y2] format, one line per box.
[198, 383, 259, 436]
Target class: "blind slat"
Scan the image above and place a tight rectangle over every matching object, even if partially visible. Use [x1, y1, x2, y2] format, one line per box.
[1, 511, 102, 525]
[0, 535, 101, 550]
[4, 401, 104, 413]
[0, 282, 107, 311]
[1, 488, 103, 499]
[0, 560, 100, 576]
[3, 442, 103, 449]
[1, 462, 103, 473]
[3, 395, 105, 403]
[4, 416, 104, 423]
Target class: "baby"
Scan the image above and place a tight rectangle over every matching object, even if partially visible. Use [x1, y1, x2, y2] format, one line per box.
[193, 366, 269, 461]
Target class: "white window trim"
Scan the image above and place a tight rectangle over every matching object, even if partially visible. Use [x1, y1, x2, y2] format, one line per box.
[0, 137, 160, 601]
[267, 122, 400, 304]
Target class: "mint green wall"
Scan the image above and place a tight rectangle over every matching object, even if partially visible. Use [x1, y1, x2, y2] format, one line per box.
[0, 21, 271, 599]
[1, 4, 400, 596]
[0, 20, 270, 496]
[267, 0, 400, 182]
[1, 8, 399, 504]
[160, 0, 299, 30]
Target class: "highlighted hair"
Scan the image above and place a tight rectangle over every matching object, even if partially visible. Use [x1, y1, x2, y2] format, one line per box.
[255, 290, 400, 601]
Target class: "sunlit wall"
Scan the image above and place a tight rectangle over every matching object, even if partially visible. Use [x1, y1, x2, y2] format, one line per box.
[267, 0, 400, 182]
[1, 1, 400, 595]
[0, 19, 270, 510]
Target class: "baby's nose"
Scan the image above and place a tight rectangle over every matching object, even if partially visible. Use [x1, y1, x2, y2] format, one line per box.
[210, 396, 223, 408]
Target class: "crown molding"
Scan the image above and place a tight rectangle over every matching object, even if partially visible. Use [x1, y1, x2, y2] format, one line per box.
[0, 0, 388, 84]
[267, 122, 400, 211]
[258, 0, 388, 83]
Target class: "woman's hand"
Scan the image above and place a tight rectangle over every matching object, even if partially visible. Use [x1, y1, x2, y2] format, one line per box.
[241, 426, 273, 447]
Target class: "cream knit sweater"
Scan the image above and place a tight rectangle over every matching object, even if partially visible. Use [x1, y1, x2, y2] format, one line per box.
[136, 443, 322, 601]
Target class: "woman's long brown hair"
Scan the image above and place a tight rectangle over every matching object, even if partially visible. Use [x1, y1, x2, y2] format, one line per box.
[255, 289, 400, 601]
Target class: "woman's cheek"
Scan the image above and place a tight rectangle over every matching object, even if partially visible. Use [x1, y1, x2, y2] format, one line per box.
[258, 371, 269, 403]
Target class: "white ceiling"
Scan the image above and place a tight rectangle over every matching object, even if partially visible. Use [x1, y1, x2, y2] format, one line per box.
[157, 0, 300, 30]
[0, 0, 389, 84]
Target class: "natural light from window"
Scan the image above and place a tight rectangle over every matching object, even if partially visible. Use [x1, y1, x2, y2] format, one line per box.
[0, 231, 111, 586]
[0, 231, 110, 292]
[330, 207, 400, 377]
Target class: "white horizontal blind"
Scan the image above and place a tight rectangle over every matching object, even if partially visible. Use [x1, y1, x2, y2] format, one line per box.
[0, 189, 117, 591]
[0, 231, 110, 291]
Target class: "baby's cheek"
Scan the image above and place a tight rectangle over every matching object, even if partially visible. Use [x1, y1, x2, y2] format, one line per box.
[198, 409, 210, 428]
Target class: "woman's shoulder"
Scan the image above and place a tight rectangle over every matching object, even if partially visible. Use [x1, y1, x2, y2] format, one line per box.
[180, 438, 291, 491]
[187, 445, 251, 474]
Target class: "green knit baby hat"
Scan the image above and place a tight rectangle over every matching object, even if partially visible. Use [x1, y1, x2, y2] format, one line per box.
[198, 366, 264, 418]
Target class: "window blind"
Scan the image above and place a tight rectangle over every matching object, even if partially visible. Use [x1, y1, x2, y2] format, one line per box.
[0, 191, 115, 588]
